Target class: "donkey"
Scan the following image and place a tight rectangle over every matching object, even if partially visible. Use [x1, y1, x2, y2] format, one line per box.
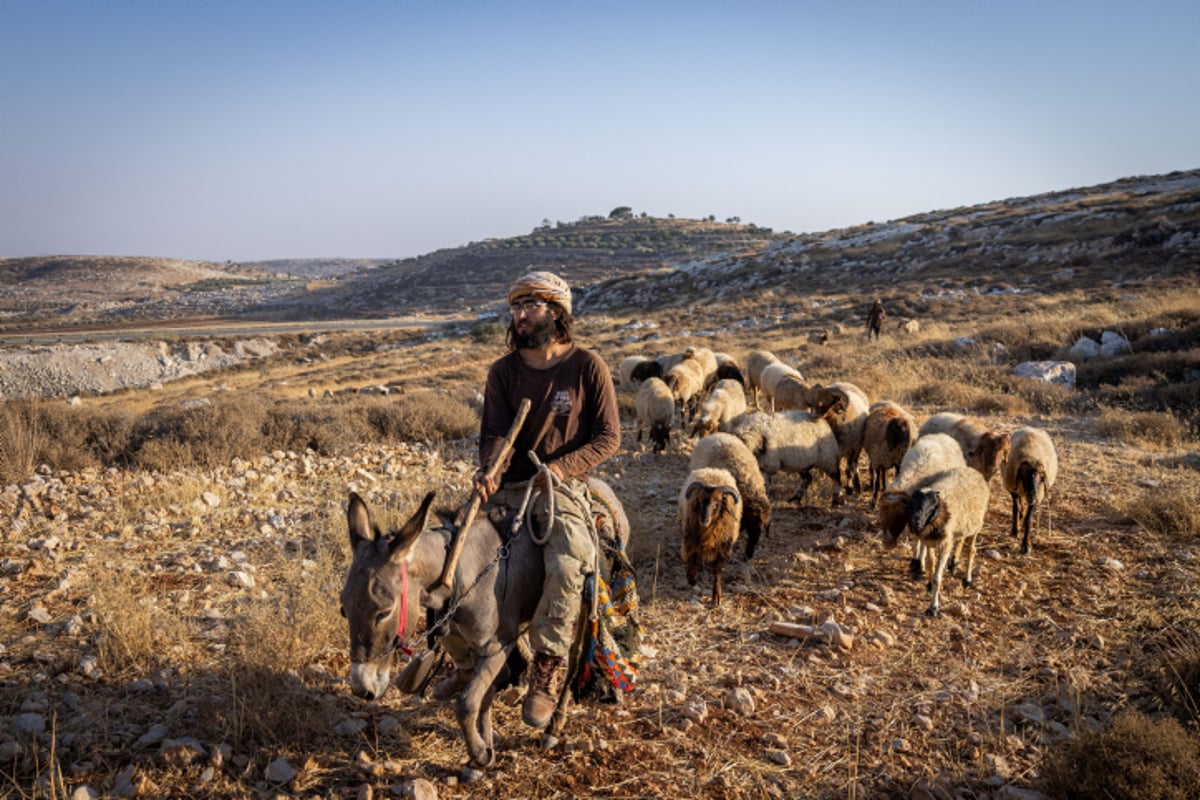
[339, 480, 629, 780]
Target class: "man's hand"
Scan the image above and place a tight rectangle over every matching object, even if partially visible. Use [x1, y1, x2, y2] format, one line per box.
[533, 463, 563, 492]
[473, 469, 498, 501]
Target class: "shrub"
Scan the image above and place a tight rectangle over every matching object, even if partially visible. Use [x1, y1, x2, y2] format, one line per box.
[263, 398, 376, 455]
[471, 320, 506, 344]
[0, 401, 44, 484]
[1038, 710, 1200, 799]
[130, 393, 269, 470]
[366, 392, 478, 443]
[1095, 408, 1187, 449]
[1121, 476, 1200, 539]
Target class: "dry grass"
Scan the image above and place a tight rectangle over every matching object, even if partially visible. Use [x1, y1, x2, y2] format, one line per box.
[0, 401, 44, 484]
[2, 280, 1200, 799]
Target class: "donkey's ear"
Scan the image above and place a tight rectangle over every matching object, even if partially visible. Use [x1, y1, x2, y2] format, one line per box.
[388, 490, 437, 561]
[347, 492, 374, 550]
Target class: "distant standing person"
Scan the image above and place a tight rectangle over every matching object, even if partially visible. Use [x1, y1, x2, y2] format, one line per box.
[867, 299, 886, 341]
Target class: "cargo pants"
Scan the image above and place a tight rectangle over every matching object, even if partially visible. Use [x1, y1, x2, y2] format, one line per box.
[484, 477, 595, 659]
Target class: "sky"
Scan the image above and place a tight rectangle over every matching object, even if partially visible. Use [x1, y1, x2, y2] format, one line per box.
[2, 1, 1198, 264]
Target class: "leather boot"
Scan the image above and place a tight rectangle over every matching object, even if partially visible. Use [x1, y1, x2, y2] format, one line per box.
[521, 652, 563, 729]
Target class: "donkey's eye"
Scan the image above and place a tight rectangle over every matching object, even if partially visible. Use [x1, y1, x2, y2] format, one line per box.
[375, 611, 391, 626]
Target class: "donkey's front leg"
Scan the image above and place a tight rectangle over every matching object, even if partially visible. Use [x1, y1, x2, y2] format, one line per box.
[456, 646, 510, 774]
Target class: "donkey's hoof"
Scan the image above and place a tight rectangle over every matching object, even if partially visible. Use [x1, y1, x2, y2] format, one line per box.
[540, 732, 560, 751]
[461, 765, 486, 784]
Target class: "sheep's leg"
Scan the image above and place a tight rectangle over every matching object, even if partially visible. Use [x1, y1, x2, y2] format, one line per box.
[712, 561, 724, 606]
[908, 536, 925, 580]
[790, 469, 814, 505]
[826, 465, 845, 507]
[1021, 500, 1036, 555]
[926, 545, 951, 617]
[961, 533, 979, 588]
[847, 450, 862, 495]
[947, 535, 967, 577]
[870, 466, 884, 507]
[685, 554, 700, 588]
[1009, 492, 1020, 539]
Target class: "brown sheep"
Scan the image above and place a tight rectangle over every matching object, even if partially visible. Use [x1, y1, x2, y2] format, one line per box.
[678, 467, 743, 606]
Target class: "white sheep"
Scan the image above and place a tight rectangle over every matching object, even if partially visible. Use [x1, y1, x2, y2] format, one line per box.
[877, 432, 966, 579]
[689, 432, 772, 560]
[684, 346, 719, 387]
[907, 465, 991, 616]
[1001, 426, 1059, 555]
[759, 361, 805, 414]
[863, 400, 919, 506]
[691, 378, 748, 438]
[635, 376, 674, 454]
[678, 467, 743, 606]
[771, 375, 810, 412]
[665, 356, 706, 426]
[731, 408, 843, 507]
[745, 350, 780, 409]
[618, 355, 654, 386]
[806, 382, 870, 496]
[919, 412, 1011, 481]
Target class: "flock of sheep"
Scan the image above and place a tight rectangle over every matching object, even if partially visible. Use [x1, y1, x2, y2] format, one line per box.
[618, 347, 1060, 615]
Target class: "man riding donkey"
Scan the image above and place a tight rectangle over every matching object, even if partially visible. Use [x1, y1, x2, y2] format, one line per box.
[433, 269, 621, 730]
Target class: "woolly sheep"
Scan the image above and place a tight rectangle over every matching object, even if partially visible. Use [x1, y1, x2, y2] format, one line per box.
[635, 377, 674, 454]
[684, 346, 719, 387]
[863, 400, 919, 506]
[907, 465, 991, 616]
[877, 433, 966, 579]
[678, 467, 743, 606]
[691, 378, 748, 438]
[1001, 426, 1059, 555]
[919, 412, 1011, 481]
[745, 350, 780, 409]
[619, 355, 653, 386]
[689, 432, 772, 559]
[713, 352, 747, 387]
[771, 375, 811, 412]
[806, 382, 870, 496]
[731, 408, 843, 507]
[759, 362, 805, 413]
[665, 357, 706, 426]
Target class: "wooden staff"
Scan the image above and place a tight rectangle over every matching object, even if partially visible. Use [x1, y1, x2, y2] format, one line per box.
[430, 397, 531, 597]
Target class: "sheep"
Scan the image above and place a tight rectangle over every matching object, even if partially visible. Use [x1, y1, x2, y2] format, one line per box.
[635, 377, 674, 453]
[689, 432, 772, 560]
[665, 356, 706, 426]
[629, 358, 664, 384]
[907, 465, 991, 616]
[745, 350, 780, 409]
[863, 400, 919, 506]
[759, 361, 805, 413]
[656, 351, 685, 374]
[691, 378, 748, 438]
[678, 467, 742, 605]
[771, 375, 810, 412]
[731, 408, 843, 507]
[1001, 426, 1058, 555]
[684, 346, 719, 387]
[918, 412, 1011, 481]
[877, 433, 967, 579]
[618, 355, 654, 386]
[713, 352, 747, 388]
[806, 382, 870, 496]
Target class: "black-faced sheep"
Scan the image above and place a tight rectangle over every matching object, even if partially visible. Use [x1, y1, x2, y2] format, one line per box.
[731, 409, 843, 507]
[619, 355, 654, 386]
[877, 432, 966, 579]
[630, 358, 664, 384]
[691, 378, 748, 438]
[678, 467, 743, 606]
[864, 400, 919, 506]
[745, 350, 781, 409]
[665, 357, 706, 427]
[919, 412, 1011, 481]
[1001, 426, 1059, 555]
[635, 376, 674, 454]
[907, 465, 990, 616]
[806, 382, 870, 496]
[689, 432, 772, 560]
[713, 352, 747, 388]
[759, 361, 805, 414]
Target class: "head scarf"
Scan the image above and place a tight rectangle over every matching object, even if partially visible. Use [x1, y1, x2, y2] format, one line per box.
[507, 270, 572, 315]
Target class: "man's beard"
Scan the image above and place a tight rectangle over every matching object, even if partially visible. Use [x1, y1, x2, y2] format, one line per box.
[514, 315, 556, 349]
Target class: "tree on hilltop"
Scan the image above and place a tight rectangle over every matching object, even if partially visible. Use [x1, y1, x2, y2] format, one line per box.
[609, 206, 633, 220]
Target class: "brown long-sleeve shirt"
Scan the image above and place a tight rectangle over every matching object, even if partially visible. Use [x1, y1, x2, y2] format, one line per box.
[479, 346, 620, 484]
